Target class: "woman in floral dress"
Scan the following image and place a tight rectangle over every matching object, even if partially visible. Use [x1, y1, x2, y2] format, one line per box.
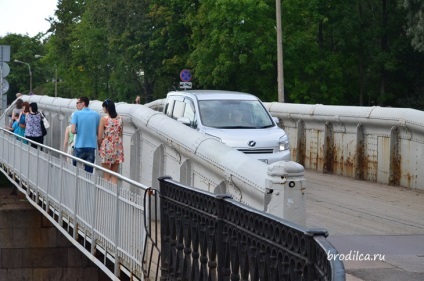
[97, 99, 124, 183]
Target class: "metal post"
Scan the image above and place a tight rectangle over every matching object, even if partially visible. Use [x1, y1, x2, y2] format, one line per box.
[0, 66, 3, 114]
[276, 0, 285, 102]
[0, 45, 10, 114]
[14, 60, 32, 94]
[54, 66, 58, 97]
[29, 67, 32, 94]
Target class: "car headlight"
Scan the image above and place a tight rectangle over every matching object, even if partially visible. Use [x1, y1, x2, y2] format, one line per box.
[279, 135, 290, 151]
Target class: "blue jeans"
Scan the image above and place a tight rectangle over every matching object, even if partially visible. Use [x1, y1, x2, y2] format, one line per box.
[73, 148, 96, 173]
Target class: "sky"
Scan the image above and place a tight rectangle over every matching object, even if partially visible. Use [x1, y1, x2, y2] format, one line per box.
[0, 0, 58, 37]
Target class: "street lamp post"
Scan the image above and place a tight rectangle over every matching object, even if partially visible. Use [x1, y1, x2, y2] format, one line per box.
[276, 0, 284, 103]
[54, 67, 58, 97]
[14, 60, 32, 94]
[35, 55, 58, 97]
[137, 69, 145, 102]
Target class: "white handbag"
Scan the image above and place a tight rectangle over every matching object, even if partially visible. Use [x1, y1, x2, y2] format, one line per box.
[41, 112, 50, 129]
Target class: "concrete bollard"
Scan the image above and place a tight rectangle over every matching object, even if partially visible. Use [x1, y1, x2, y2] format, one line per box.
[265, 160, 306, 226]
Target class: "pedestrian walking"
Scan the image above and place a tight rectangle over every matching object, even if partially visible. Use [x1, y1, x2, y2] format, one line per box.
[71, 97, 100, 173]
[6, 113, 20, 132]
[63, 113, 76, 164]
[10, 98, 23, 127]
[15, 102, 29, 143]
[25, 102, 44, 149]
[134, 95, 141, 104]
[97, 99, 124, 183]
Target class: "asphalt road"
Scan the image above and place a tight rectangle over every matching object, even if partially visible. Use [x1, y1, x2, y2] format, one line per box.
[305, 170, 424, 281]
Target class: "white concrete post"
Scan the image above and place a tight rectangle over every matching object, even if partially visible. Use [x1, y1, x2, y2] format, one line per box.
[265, 161, 306, 226]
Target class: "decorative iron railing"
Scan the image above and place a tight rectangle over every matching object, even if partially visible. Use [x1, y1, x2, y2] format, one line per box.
[157, 176, 345, 281]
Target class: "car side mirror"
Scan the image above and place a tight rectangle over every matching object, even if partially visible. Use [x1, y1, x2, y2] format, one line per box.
[177, 117, 196, 128]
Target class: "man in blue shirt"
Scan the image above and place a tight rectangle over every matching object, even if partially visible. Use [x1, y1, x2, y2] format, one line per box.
[71, 97, 100, 173]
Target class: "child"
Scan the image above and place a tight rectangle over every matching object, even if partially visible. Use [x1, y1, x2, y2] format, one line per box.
[6, 113, 20, 132]
[63, 113, 76, 164]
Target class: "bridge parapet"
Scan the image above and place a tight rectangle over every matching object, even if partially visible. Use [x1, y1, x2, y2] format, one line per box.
[264, 102, 424, 189]
[146, 99, 424, 189]
[1, 95, 306, 225]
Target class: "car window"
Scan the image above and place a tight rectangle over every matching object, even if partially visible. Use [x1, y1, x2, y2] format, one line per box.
[173, 100, 185, 118]
[251, 101, 274, 127]
[183, 99, 197, 128]
[166, 97, 197, 127]
[165, 99, 175, 116]
[199, 100, 273, 128]
[183, 99, 196, 122]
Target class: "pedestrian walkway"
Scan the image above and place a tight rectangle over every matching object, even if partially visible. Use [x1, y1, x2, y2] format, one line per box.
[305, 170, 424, 281]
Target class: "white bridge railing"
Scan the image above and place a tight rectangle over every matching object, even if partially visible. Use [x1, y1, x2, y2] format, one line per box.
[145, 98, 424, 190]
[264, 102, 424, 190]
[0, 96, 307, 280]
[0, 128, 151, 280]
[1, 95, 307, 225]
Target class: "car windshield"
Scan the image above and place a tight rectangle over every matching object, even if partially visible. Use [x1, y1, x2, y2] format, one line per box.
[199, 100, 274, 129]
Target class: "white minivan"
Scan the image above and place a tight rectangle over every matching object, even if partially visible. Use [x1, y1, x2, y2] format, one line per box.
[163, 90, 291, 164]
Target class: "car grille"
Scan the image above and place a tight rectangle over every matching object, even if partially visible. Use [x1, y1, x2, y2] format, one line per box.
[238, 148, 274, 154]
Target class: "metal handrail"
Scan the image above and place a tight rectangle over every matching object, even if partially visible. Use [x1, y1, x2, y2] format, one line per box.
[0, 127, 151, 280]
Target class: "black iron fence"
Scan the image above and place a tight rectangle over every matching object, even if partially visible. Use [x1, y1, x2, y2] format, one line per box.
[152, 176, 345, 281]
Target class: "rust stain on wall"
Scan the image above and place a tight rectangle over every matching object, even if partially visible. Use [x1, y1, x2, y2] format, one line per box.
[324, 122, 334, 174]
[356, 140, 365, 180]
[389, 127, 401, 186]
[345, 153, 355, 177]
[390, 153, 401, 186]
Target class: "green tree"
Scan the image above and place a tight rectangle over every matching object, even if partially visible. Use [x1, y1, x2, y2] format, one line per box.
[282, 0, 424, 107]
[46, 0, 86, 98]
[144, 0, 197, 100]
[187, 0, 278, 101]
[101, 0, 155, 102]
[402, 0, 424, 52]
[0, 34, 45, 103]
[30, 0, 424, 109]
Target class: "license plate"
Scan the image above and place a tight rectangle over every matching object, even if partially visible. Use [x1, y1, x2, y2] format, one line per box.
[259, 159, 268, 164]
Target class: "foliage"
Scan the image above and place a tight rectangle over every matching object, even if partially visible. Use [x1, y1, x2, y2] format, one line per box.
[402, 0, 424, 52]
[0, 34, 45, 103]
[186, 0, 278, 100]
[1, 0, 424, 109]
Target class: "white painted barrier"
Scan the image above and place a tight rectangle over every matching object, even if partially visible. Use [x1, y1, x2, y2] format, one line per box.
[263, 102, 424, 190]
[143, 98, 424, 189]
[1, 95, 306, 225]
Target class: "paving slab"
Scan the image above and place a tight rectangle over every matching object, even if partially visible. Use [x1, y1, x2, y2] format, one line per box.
[305, 170, 424, 236]
[305, 170, 424, 281]
[328, 235, 424, 255]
